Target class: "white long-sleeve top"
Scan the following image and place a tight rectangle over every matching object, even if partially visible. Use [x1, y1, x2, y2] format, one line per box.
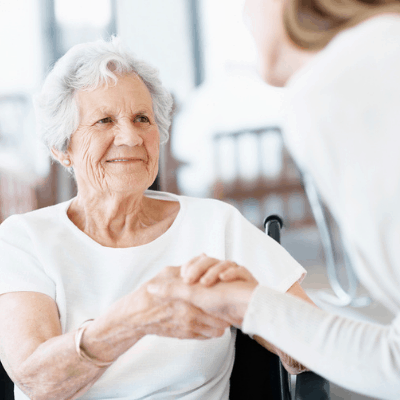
[242, 14, 400, 399]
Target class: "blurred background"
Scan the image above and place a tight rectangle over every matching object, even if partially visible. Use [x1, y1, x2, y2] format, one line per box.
[0, 1, 393, 398]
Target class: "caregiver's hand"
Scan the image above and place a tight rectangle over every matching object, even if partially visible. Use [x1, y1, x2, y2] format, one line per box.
[173, 254, 310, 375]
[180, 254, 258, 287]
[147, 264, 257, 327]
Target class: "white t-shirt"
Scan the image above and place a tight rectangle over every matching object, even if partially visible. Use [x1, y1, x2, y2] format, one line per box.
[243, 14, 400, 399]
[0, 191, 305, 400]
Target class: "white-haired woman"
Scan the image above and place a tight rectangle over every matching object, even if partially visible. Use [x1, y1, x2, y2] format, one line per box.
[148, 0, 400, 399]
[0, 38, 312, 400]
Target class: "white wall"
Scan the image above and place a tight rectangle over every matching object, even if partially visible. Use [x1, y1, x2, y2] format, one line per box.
[116, 0, 195, 101]
[0, 0, 49, 177]
[0, 0, 45, 93]
[199, 0, 258, 81]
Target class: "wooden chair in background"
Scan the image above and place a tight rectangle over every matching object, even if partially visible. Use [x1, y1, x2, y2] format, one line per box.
[212, 127, 314, 231]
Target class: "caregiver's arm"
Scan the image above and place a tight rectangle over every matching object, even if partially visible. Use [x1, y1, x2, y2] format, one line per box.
[253, 281, 313, 375]
[243, 286, 400, 399]
[148, 277, 400, 399]
[0, 277, 228, 400]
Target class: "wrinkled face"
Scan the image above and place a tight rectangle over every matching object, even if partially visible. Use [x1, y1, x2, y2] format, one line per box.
[243, 0, 286, 85]
[68, 74, 160, 195]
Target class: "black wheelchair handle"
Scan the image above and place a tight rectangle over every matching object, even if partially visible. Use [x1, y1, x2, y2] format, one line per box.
[264, 215, 284, 244]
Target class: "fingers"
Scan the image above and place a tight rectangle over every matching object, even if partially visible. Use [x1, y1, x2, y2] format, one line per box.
[161, 315, 228, 340]
[181, 254, 220, 284]
[189, 321, 228, 339]
[171, 326, 227, 340]
[136, 273, 234, 342]
[199, 260, 239, 287]
[145, 321, 226, 340]
[180, 254, 204, 279]
[178, 302, 230, 338]
[195, 308, 230, 331]
[158, 257, 253, 288]
[219, 266, 257, 284]
[181, 253, 245, 287]
[146, 300, 230, 340]
[148, 278, 257, 328]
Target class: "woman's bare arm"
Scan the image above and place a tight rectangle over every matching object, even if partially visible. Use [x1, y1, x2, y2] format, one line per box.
[0, 292, 107, 400]
[0, 275, 229, 400]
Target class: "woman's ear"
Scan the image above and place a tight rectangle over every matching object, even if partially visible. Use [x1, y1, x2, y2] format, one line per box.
[51, 148, 72, 167]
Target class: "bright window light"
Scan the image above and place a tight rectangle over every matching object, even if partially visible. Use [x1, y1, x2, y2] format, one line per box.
[55, 0, 111, 28]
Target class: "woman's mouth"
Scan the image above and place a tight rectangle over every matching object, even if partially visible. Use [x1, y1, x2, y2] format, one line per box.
[106, 158, 142, 163]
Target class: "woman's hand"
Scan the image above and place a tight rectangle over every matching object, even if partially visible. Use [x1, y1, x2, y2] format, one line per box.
[127, 266, 231, 340]
[150, 256, 310, 375]
[181, 254, 258, 287]
[147, 265, 258, 327]
[82, 267, 232, 365]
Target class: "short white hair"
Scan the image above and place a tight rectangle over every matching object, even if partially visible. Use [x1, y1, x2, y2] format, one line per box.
[34, 37, 173, 154]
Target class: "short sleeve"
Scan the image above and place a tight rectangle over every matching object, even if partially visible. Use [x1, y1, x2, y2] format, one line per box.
[0, 215, 56, 299]
[225, 206, 306, 293]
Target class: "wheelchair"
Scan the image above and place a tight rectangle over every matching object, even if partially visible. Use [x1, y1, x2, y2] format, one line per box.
[229, 215, 330, 400]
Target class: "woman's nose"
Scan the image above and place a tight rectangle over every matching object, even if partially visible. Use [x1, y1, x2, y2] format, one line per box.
[113, 121, 144, 147]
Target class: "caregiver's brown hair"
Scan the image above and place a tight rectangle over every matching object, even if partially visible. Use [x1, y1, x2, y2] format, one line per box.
[284, 0, 400, 50]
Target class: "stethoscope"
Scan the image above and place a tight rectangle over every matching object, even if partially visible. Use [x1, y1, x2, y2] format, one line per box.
[302, 172, 371, 308]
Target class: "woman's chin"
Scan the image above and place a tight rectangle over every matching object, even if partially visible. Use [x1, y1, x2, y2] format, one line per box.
[102, 176, 152, 195]
[102, 165, 154, 194]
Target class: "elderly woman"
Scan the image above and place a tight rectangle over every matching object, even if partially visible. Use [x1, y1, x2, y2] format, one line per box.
[148, 0, 400, 399]
[0, 38, 311, 400]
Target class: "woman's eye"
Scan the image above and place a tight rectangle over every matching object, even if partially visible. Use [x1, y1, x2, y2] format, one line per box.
[135, 115, 150, 123]
[97, 117, 113, 124]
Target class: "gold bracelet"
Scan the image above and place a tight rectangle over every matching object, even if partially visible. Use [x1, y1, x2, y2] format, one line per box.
[75, 319, 114, 368]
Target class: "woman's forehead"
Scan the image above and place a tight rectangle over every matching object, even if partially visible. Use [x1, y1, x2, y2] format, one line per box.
[76, 74, 153, 118]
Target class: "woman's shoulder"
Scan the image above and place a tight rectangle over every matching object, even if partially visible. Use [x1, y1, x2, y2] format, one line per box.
[0, 201, 71, 238]
[149, 191, 243, 227]
[147, 190, 238, 213]
[179, 194, 240, 215]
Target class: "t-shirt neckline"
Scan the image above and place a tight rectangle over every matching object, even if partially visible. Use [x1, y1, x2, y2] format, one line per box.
[59, 190, 185, 251]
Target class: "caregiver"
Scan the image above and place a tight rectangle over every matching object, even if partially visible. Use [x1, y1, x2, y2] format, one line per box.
[147, 0, 400, 398]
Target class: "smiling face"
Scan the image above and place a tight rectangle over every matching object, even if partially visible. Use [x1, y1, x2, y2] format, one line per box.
[65, 74, 160, 196]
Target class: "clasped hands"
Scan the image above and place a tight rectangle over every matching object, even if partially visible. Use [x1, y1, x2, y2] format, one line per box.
[142, 254, 307, 374]
[146, 254, 258, 331]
